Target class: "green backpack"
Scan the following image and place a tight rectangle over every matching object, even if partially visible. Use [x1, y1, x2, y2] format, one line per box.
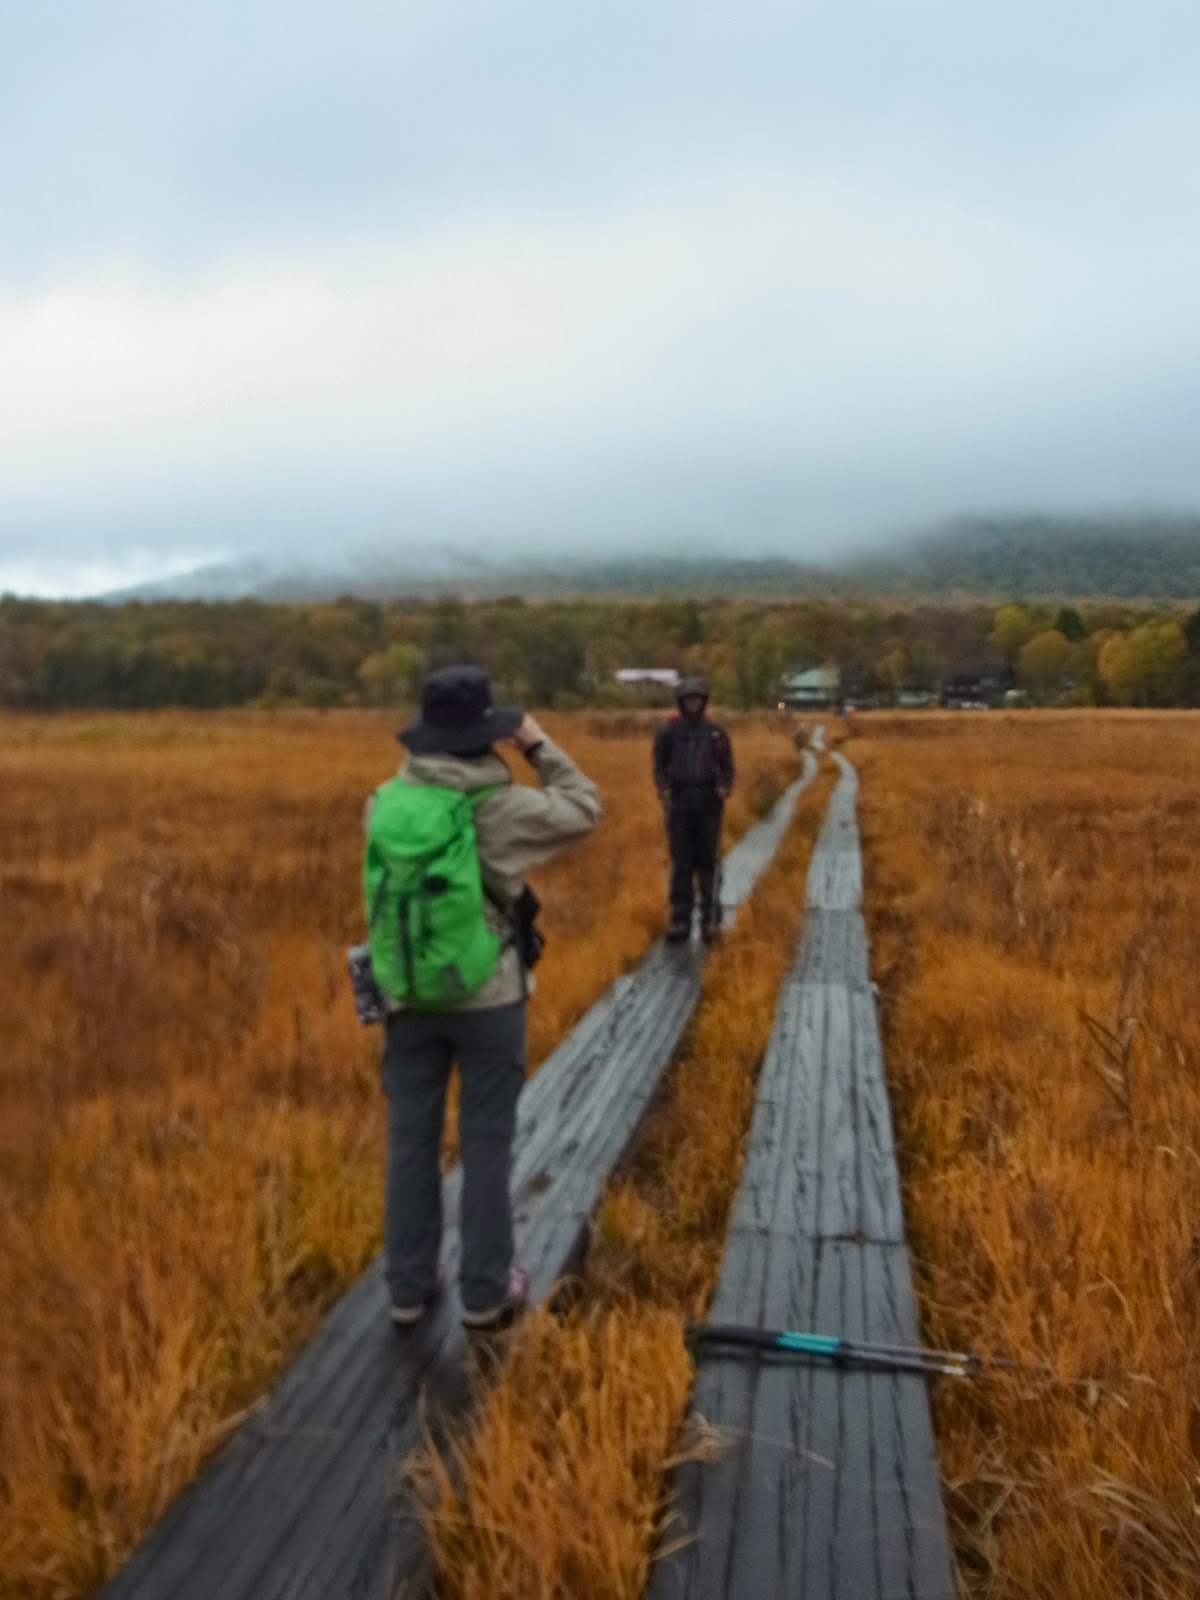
[364, 781, 503, 1007]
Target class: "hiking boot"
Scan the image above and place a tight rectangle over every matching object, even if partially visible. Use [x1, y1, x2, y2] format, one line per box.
[665, 919, 691, 944]
[461, 1263, 530, 1332]
[701, 923, 722, 946]
[390, 1268, 446, 1328]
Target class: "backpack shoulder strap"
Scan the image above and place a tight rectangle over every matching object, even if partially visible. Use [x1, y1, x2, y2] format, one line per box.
[465, 785, 530, 989]
[467, 785, 510, 917]
[467, 783, 505, 813]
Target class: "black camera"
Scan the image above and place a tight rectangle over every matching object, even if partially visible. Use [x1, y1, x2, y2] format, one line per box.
[513, 885, 545, 970]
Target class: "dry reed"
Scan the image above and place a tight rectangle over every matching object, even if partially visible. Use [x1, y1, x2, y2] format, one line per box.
[856, 711, 1200, 1600]
[0, 708, 794, 1600]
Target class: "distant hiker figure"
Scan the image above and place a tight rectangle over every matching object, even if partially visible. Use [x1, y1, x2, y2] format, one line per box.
[653, 676, 734, 944]
[362, 665, 601, 1331]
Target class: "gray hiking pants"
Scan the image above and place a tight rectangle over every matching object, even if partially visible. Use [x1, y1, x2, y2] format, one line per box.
[381, 1001, 526, 1315]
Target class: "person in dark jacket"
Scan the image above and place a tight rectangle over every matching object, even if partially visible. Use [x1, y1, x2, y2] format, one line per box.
[652, 676, 734, 942]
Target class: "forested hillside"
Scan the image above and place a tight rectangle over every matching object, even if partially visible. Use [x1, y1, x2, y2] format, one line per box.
[844, 514, 1200, 599]
[103, 514, 1200, 604]
[3, 592, 1199, 710]
[528, 517, 1200, 600]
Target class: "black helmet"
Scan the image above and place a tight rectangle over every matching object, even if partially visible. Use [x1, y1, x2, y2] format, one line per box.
[675, 675, 710, 706]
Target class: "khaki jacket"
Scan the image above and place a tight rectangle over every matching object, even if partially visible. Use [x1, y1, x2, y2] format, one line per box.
[365, 735, 602, 1010]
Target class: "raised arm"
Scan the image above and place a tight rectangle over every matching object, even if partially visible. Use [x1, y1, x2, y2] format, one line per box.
[474, 717, 603, 891]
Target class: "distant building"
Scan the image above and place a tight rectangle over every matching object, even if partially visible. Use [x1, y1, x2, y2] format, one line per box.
[614, 668, 680, 705]
[778, 665, 840, 711]
[939, 663, 1014, 709]
[614, 669, 681, 688]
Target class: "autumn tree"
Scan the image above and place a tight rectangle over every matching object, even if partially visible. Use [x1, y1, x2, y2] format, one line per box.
[877, 646, 908, 700]
[357, 642, 423, 706]
[1018, 629, 1072, 700]
[1127, 619, 1186, 706]
[989, 603, 1035, 665]
[1097, 633, 1135, 705]
[1098, 622, 1186, 706]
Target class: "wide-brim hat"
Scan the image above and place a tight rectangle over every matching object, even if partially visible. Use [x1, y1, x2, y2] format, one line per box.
[398, 664, 523, 755]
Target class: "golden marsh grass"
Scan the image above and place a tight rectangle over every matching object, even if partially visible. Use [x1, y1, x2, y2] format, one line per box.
[0, 709, 794, 1599]
[857, 711, 1200, 1600]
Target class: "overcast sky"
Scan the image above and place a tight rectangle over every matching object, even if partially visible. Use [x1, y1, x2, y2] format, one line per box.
[2, 1, 1200, 595]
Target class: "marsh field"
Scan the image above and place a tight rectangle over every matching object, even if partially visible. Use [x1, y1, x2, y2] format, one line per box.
[1, 709, 1198, 1599]
[856, 712, 1200, 1600]
[0, 709, 795, 1598]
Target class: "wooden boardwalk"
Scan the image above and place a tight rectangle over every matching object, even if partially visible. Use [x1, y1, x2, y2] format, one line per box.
[102, 754, 818, 1600]
[649, 755, 955, 1600]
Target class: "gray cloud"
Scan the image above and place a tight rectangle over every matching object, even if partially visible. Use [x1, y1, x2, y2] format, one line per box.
[2, 1, 1200, 593]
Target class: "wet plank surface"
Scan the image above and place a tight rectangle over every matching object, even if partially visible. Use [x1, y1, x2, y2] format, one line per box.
[649, 755, 955, 1600]
[103, 754, 818, 1600]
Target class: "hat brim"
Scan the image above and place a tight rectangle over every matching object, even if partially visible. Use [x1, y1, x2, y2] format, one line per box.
[397, 704, 524, 755]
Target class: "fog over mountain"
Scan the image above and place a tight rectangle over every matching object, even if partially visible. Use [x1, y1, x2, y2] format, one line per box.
[101, 514, 1200, 604]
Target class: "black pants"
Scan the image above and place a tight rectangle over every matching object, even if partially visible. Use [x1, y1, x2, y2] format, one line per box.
[667, 803, 723, 927]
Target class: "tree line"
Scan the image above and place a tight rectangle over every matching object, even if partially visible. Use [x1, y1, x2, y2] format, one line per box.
[1, 593, 1199, 711]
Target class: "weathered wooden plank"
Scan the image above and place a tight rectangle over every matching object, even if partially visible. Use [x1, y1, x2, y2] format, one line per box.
[762, 980, 827, 1243]
[651, 1230, 773, 1600]
[732, 973, 905, 1250]
[852, 990, 906, 1247]
[514, 960, 700, 1229]
[798, 1240, 877, 1600]
[726, 977, 812, 1237]
[648, 755, 953, 1600]
[103, 762, 817, 1600]
[716, 1232, 821, 1600]
[795, 907, 871, 988]
[816, 980, 861, 1240]
[863, 1243, 957, 1600]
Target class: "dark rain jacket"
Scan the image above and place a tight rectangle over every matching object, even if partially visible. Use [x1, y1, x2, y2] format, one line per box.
[653, 713, 735, 811]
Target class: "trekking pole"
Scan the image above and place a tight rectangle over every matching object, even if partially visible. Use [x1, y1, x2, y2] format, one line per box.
[687, 1323, 1048, 1380]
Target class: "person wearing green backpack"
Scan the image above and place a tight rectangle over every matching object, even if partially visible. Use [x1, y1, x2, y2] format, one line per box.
[363, 664, 602, 1331]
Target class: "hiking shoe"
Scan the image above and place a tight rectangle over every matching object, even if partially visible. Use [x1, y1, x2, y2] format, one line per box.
[461, 1263, 530, 1332]
[389, 1270, 446, 1328]
[665, 921, 691, 944]
[701, 923, 722, 946]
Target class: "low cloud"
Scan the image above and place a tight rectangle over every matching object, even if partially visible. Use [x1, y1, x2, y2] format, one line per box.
[5, 177, 1199, 595]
